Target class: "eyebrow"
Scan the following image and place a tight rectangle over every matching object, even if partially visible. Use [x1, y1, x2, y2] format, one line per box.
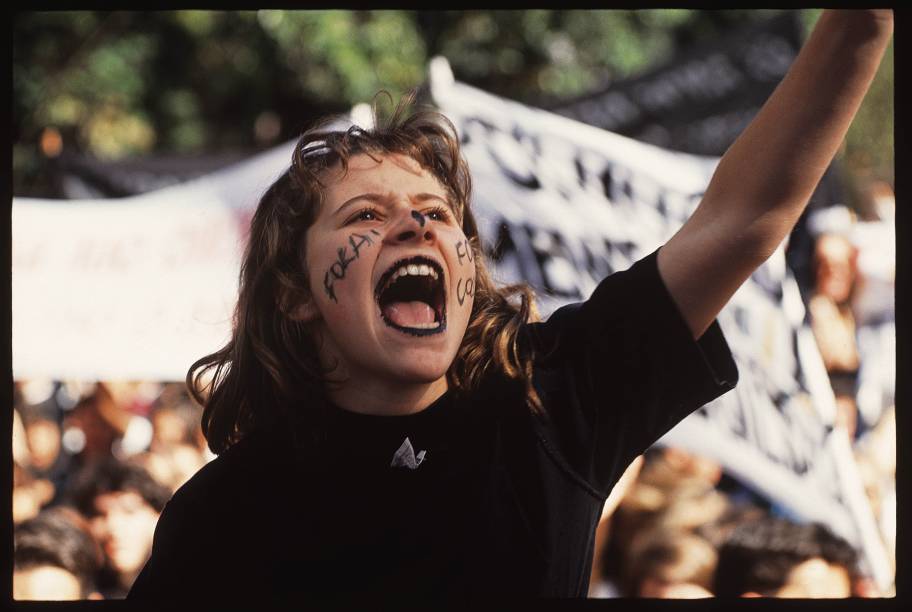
[333, 192, 453, 218]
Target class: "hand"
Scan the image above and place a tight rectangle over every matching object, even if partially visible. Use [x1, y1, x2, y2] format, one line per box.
[861, 9, 893, 23]
[827, 9, 894, 37]
[858, 9, 893, 34]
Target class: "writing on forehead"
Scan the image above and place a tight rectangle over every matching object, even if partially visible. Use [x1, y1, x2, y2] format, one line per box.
[323, 230, 381, 303]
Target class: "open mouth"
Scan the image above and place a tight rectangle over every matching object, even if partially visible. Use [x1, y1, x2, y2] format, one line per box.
[374, 256, 447, 336]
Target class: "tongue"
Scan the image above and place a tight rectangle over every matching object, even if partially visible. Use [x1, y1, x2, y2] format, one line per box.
[383, 301, 436, 327]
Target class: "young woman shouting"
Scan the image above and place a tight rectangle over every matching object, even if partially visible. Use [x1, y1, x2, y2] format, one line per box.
[128, 10, 892, 602]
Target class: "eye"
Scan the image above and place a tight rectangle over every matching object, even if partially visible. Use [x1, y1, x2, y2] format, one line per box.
[346, 207, 381, 224]
[424, 206, 452, 223]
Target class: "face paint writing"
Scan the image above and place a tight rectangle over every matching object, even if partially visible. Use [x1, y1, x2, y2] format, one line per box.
[455, 239, 475, 266]
[323, 229, 382, 303]
[456, 276, 475, 306]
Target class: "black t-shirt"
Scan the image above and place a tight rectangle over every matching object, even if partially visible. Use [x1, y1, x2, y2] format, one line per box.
[127, 249, 737, 602]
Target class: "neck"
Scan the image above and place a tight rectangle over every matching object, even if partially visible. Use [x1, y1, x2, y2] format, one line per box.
[326, 375, 449, 416]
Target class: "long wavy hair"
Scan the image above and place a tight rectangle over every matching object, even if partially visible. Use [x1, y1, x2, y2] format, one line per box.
[188, 92, 542, 455]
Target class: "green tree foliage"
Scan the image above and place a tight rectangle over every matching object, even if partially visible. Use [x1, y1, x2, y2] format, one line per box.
[13, 10, 892, 200]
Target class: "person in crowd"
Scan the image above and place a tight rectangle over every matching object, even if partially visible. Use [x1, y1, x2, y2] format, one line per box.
[621, 528, 717, 598]
[21, 408, 64, 477]
[66, 458, 171, 598]
[848, 180, 895, 432]
[127, 10, 891, 601]
[149, 386, 200, 449]
[13, 405, 48, 525]
[696, 499, 770, 551]
[850, 180, 895, 328]
[14, 507, 104, 600]
[712, 517, 859, 598]
[13, 461, 55, 525]
[592, 447, 730, 598]
[852, 405, 896, 577]
[634, 445, 723, 493]
[806, 218, 864, 441]
[629, 447, 730, 537]
[61, 385, 125, 465]
[809, 229, 859, 373]
[19, 401, 75, 507]
[134, 386, 208, 492]
[588, 455, 643, 597]
[133, 444, 206, 494]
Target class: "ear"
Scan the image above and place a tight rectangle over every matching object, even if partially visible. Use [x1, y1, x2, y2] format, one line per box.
[289, 300, 320, 323]
[287, 295, 320, 323]
[280, 288, 321, 323]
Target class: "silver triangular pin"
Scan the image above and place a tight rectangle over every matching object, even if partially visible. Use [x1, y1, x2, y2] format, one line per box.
[391, 437, 426, 469]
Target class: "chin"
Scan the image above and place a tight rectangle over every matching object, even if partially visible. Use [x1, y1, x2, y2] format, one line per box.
[393, 363, 450, 385]
[386, 353, 452, 384]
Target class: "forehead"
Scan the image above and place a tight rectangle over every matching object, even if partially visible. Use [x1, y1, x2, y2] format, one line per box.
[320, 153, 449, 207]
[14, 565, 82, 599]
[783, 557, 850, 592]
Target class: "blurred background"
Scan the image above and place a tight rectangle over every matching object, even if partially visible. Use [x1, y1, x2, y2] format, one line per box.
[13, 10, 892, 200]
[12, 9, 894, 601]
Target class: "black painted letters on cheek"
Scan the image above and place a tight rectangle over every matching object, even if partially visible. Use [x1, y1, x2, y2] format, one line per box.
[455, 239, 475, 266]
[455, 238, 476, 307]
[456, 277, 474, 306]
[323, 229, 381, 303]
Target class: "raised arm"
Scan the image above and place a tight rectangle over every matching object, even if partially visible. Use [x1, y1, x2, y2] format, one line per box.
[657, 9, 893, 339]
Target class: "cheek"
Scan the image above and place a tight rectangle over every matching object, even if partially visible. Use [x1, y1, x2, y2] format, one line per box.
[311, 230, 382, 307]
[452, 236, 477, 310]
[454, 268, 476, 310]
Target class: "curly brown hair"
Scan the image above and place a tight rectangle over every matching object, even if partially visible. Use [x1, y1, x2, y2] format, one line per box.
[188, 91, 541, 455]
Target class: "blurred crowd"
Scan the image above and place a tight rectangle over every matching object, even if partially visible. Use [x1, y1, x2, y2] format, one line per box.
[587, 180, 896, 599]
[12, 182, 895, 600]
[13, 380, 212, 599]
[587, 442, 891, 598]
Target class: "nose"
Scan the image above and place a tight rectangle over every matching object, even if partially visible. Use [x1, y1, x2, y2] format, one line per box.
[106, 509, 130, 537]
[385, 205, 436, 244]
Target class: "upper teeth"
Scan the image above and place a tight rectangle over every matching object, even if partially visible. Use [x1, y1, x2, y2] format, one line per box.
[391, 263, 438, 281]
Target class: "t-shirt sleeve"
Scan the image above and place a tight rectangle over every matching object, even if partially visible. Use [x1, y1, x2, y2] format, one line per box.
[524, 247, 738, 497]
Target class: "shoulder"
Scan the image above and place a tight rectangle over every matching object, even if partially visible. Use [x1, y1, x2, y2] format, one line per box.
[128, 430, 293, 600]
[169, 428, 290, 507]
[148, 428, 296, 560]
[522, 250, 664, 358]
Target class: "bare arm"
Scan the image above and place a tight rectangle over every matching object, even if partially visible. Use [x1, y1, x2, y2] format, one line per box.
[658, 9, 893, 338]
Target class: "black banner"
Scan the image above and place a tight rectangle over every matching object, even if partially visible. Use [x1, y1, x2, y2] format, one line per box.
[549, 12, 804, 156]
[548, 12, 842, 296]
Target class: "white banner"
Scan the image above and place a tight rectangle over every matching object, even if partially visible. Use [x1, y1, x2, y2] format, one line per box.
[12, 141, 296, 381]
[428, 57, 890, 589]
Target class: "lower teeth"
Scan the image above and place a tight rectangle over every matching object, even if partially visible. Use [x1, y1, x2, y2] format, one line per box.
[405, 322, 440, 329]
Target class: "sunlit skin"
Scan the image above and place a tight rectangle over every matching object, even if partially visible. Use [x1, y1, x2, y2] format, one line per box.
[775, 558, 852, 598]
[295, 153, 476, 416]
[815, 234, 856, 304]
[13, 566, 82, 600]
[151, 409, 188, 447]
[25, 420, 61, 470]
[639, 579, 713, 598]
